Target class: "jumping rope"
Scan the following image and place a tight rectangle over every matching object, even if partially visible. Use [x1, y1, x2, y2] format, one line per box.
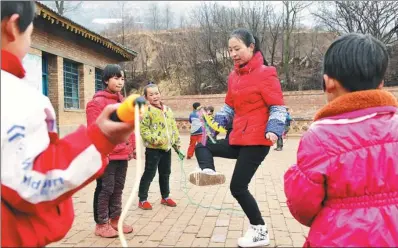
[114, 98, 243, 247]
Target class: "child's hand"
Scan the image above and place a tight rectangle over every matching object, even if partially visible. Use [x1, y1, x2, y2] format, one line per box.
[265, 132, 278, 144]
[96, 104, 135, 144]
[155, 138, 168, 146]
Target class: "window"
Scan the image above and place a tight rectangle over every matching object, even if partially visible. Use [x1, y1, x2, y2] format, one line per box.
[42, 55, 48, 96]
[63, 60, 79, 109]
[95, 68, 104, 92]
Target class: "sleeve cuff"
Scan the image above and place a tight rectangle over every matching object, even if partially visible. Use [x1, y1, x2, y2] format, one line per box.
[266, 119, 285, 137]
[87, 123, 116, 155]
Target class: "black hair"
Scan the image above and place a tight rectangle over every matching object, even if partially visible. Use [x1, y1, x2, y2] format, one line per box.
[143, 81, 159, 97]
[205, 106, 214, 112]
[323, 33, 389, 92]
[102, 64, 123, 86]
[193, 102, 201, 110]
[1, 1, 35, 33]
[230, 28, 268, 66]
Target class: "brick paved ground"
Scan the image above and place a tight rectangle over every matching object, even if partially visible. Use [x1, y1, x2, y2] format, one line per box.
[49, 135, 308, 247]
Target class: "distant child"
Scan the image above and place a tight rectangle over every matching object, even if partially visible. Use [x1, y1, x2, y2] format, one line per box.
[1, 2, 135, 247]
[205, 105, 215, 116]
[187, 102, 203, 159]
[284, 33, 398, 247]
[138, 82, 181, 210]
[274, 108, 292, 151]
[86, 64, 135, 238]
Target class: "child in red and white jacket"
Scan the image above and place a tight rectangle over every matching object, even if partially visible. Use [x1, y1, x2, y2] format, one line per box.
[1, 2, 135, 247]
[86, 64, 136, 238]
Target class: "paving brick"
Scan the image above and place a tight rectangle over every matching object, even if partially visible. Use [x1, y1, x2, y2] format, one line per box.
[192, 238, 210, 247]
[184, 225, 201, 233]
[142, 240, 160, 247]
[176, 233, 196, 247]
[210, 227, 228, 243]
[215, 219, 230, 227]
[51, 136, 309, 247]
[227, 231, 242, 239]
[160, 231, 183, 246]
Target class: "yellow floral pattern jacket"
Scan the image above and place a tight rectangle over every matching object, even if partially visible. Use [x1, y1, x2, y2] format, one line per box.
[140, 104, 181, 151]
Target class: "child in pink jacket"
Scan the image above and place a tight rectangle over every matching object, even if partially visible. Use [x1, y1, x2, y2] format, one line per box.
[284, 33, 398, 247]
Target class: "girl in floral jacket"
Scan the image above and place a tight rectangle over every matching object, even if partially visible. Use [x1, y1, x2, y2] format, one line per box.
[138, 82, 181, 210]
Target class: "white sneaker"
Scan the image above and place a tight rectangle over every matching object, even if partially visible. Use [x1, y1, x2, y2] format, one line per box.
[188, 169, 226, 186]
[238, 224, 270, 247]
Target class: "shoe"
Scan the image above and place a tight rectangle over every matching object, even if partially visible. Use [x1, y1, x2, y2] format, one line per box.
[161, 198, 177, 207]
[238, 224, 270, 247]
[94, 223, 118, 238]
[110, 217, 133, 234]
[274, 147, 282, 151]
[138, 201, 152, 210]
[189, 168, 226, 186]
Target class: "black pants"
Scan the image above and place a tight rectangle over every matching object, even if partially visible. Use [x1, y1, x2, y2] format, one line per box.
[276, 136, 283, 148]
[195, 140, 270, 225]
[138, 148, 171, 202]
[93, 160, 128, 224]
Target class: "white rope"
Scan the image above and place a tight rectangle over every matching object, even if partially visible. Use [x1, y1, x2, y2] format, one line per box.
[118, 104, 143, 247]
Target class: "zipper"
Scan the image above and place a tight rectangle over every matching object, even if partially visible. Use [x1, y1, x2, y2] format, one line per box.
[162, 109, 171, 150]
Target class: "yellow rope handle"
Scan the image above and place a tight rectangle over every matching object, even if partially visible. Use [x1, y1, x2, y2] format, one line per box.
[202, 113, 227, 134]
[118, 104, 144, 247]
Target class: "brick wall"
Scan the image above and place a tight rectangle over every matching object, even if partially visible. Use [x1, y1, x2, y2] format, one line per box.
[31, 23, 122, 136]
[163, 87, 398, 119]
[162, 87, 398, 134]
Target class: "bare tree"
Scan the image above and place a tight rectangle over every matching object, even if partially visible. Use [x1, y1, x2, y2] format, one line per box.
[266, 5, 283, 65]
[282, 1, 311, 86]
[53, 1, 83, 15]
[163, 3, 173, 30]
[115, 2, 135, 45]
[148, 2, 160, 31]
[313, 1, 398, 44]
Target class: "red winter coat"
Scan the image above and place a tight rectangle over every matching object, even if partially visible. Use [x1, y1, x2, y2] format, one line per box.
[284, 90, 398, 247]
[86, 90, 135, 160]
[226, 52, 284, 146]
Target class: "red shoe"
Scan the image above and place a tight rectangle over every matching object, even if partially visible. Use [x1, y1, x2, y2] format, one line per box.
[161, 198, 177, 207]
[94, 223, 118, 238]
[110, 217, 133, 234]
[138, 201, 152, 210]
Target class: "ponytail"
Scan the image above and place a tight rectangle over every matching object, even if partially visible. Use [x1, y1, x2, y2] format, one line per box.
[253, 36, 268, 66]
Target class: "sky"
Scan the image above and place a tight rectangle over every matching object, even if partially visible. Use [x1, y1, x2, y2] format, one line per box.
[45, 1, 317, 32]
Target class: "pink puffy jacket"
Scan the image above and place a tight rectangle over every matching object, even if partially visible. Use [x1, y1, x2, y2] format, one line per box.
[284, 89, 398, 247]
[86, 90, 135, 161]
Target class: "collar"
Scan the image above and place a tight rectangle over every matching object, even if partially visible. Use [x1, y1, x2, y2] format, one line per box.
[150, 102, 164, 111]
[234, 51, 264, 74]
[1, 49, 26, 78]
[314, 89, 398, 121]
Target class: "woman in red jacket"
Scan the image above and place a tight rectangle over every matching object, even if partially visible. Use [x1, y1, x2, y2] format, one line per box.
[191, 28, 287, 248]
[86, 64, 135, 238]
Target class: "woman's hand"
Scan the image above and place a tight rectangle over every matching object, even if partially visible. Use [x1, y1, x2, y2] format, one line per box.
[265, 132, 278, 144]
